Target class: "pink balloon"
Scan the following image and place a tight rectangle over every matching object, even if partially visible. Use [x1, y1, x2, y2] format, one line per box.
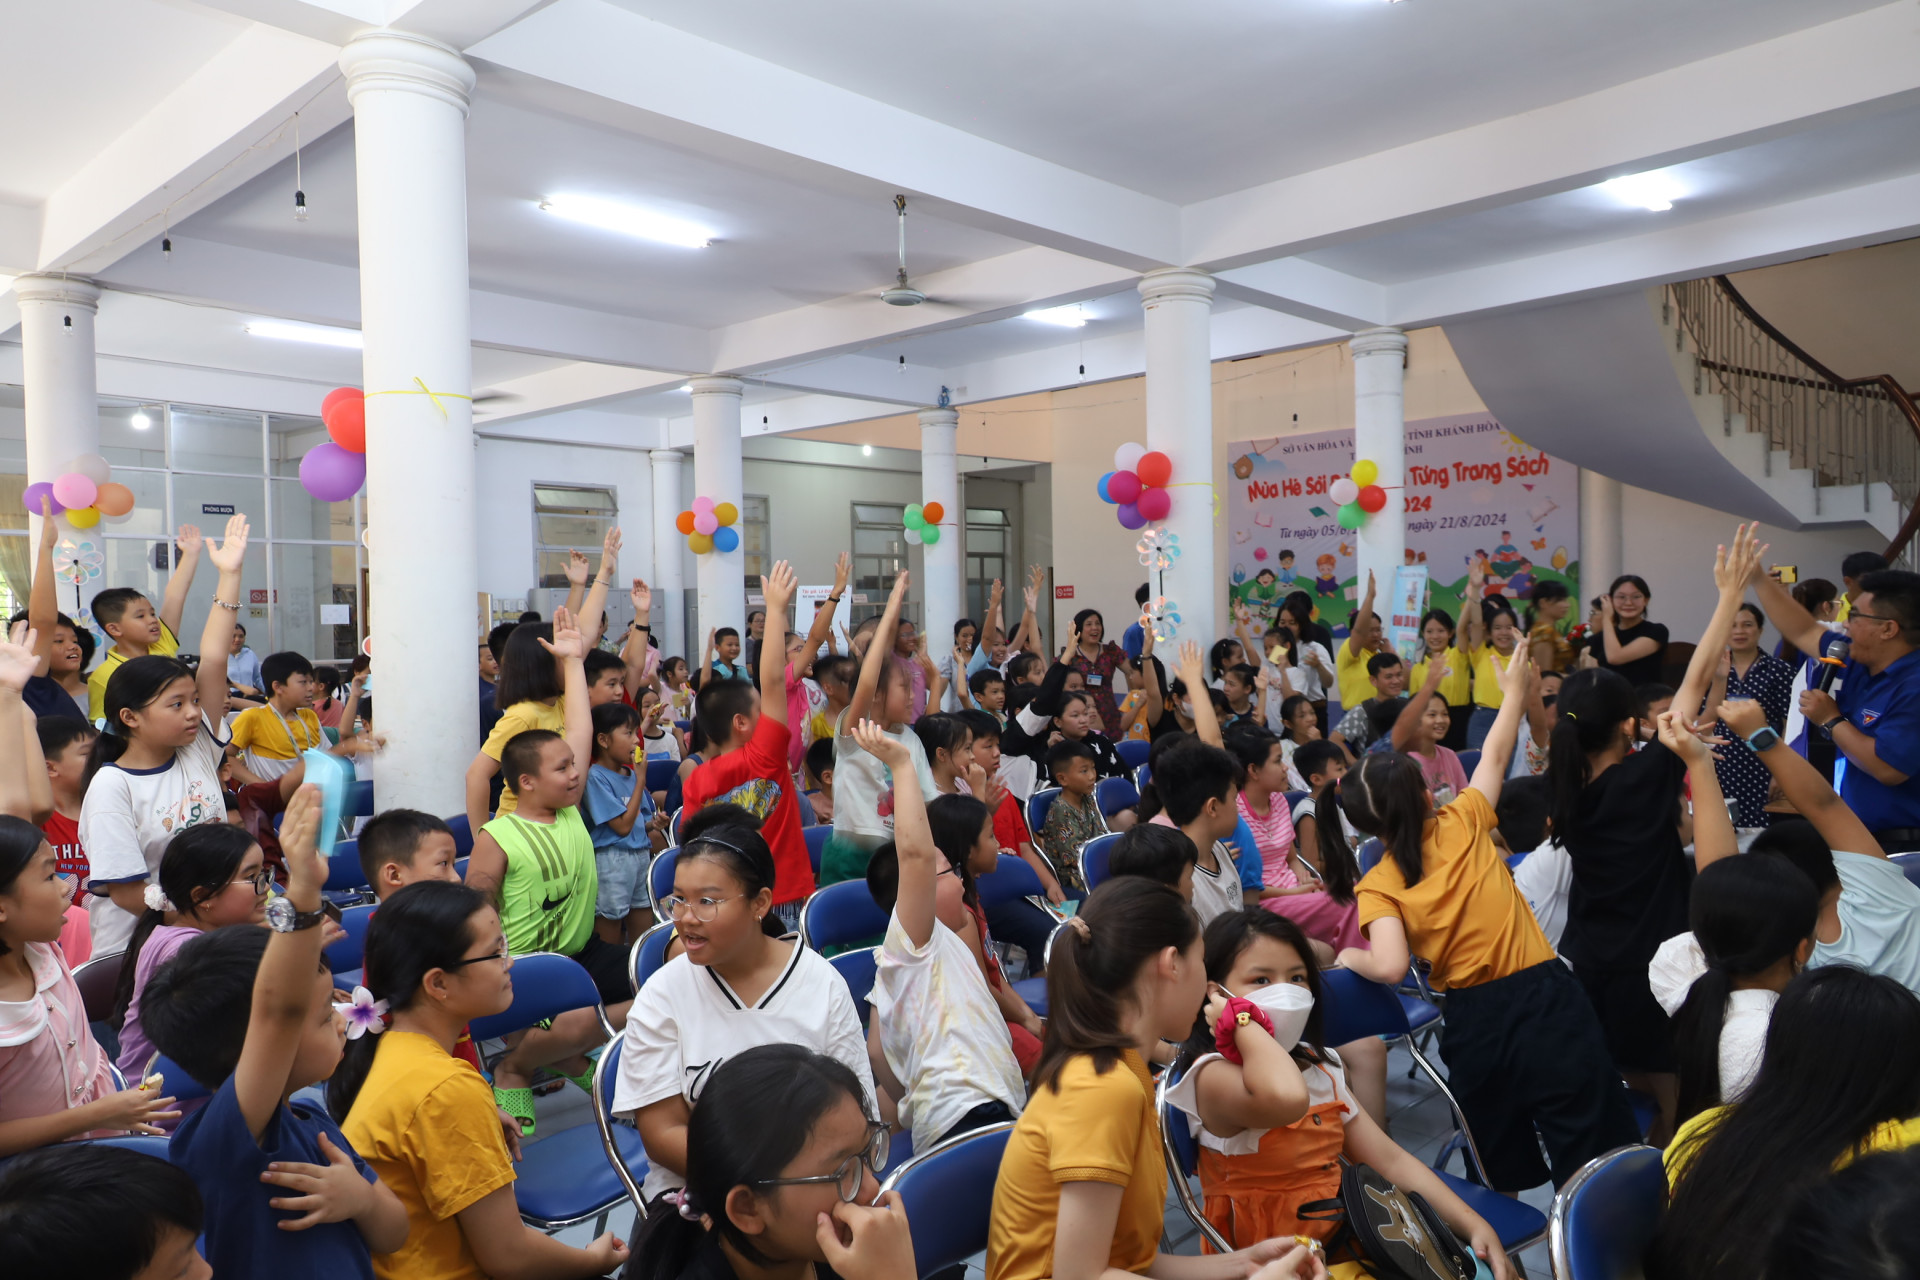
[51, 473, 97, 509]
[693, 510, 719, 536]
[1117, 502, 1146, 530]
[1136, 487, 1171, 521]
[1107, 470, 1143, 505]
[299, 443, 366, 502]
[691, 496, 715, 516]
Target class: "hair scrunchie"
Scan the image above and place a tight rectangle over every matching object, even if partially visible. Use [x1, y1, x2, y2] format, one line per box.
[143, 883, 174, 913]
[1213, 995, 1274, 1064]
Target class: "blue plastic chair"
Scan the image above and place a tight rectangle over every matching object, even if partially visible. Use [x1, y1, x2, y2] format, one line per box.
[85, 1134, 174, 1157]
[444, 813, 475, 858]
[324, 903, 376, 975]
[879, 1122, 1016, 1277]
[468, 952, 613, 1045]
[588, 1036, 653, 1212]
[1548, 1145, 1664, 1280]
[668, 808, 683, 844]
[324, 841, 369, 894]
[975, 853, 1044, 908]
[1357, 837, 1384, 877]
[1135, 762, 1151, 794]
[516, 1028, 649, 1233]
[147, 1052, 211, 1104]
[1282, 789, 1310, 812]
[454, 856, 469, 881]
[1025, 787, 1063, 836]
[649, 846, 680, 907]
[829, 947, 879, 1029]
[799, 880, 890, 953]
[1096, 775, 1140, 817]
[804, 825, 832, 875]
[1080, 832, 1122, 892]
[1891, 851, 1920, 890]
[1116, 738, 1151, 769]
[628, 920, 678, 993]
[349, 779, 375, 816]
[1458, 748, 1482, 775]
[1156, 1061, 1234, 1253]
[644, 758, 679, 796]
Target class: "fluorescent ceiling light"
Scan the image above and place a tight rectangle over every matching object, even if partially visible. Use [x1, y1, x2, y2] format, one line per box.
[246, 319, 364, 349]
[130, 410, 151, 430]
[862, 444, 873, 456]
[1599, 171, 1684, 212]
[539, 194, 714, 248]
[1024, 305, 1087, 328]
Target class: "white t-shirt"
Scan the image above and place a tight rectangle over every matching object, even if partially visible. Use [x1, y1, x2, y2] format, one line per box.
[871, 911, 1025, 1153]
[1647, 930, 1778, 1104]
[1287, 644, 1333, 702]
[1291, 793, 1361, 852]
[1814, 850, 1920, 994]
[1167, 1050, 1355, 1155]
[831, 707, 939, 840]
[1510, 839, 1572, 949]
[614, 941, 876, 1202]
[1191, 842, 1244, 929]
[78, 714, 229, 953]
[642, 729, 681, 763]
[997, 753, 1039, 804]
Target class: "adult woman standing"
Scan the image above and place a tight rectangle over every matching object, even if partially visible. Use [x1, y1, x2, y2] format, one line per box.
[1064, 608, 1130, 741]
[1593, 574, 1669, 687]
[1525, 581, 1577, 675]
[1410, 608, 1472, 750]
[1705, 604, 1795, 826]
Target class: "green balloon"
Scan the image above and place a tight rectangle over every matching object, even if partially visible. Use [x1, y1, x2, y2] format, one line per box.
[905, 503, 923, 521]
[904, 510, 925, 529]
[1337, 502, 1365, 530]
[920, 524, 940, 545]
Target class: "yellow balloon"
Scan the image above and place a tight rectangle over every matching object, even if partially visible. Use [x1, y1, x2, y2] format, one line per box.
[713, 502, 739, 527]
[688, 532, 714, 554]
[66, 506, 101, 528]
[1351, 459, 1379, 488]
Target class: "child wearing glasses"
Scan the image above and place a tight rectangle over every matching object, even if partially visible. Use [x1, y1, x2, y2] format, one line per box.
[614, 812, 879, 1209]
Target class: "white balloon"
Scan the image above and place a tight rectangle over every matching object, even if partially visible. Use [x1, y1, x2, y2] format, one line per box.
[1114, 442, 1147, 473]
[64, 454, 112, 485]
[903, 526, 923, 545]
[1329, 478, 1360, 506]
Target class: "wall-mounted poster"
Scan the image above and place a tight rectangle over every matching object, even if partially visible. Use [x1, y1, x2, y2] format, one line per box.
[1227, 414, 1581, 638]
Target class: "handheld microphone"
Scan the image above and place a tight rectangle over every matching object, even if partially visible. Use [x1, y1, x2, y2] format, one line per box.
[1816, 636, 1849, 697]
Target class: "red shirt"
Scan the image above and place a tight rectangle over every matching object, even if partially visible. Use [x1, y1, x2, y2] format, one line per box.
[42, 812, 86, 906]
[681, 713, 815, 905]
[991, 791, 1033, 855]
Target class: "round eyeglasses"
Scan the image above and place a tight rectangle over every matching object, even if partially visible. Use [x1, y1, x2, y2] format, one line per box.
[750, 1122, 890, 1203]
[659, 893, 743, 924]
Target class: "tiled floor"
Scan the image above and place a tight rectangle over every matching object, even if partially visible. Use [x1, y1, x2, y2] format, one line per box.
[533, 1037, 1557, 1277]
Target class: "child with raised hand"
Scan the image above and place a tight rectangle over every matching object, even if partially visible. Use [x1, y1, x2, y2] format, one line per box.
[1390, 653, 1469, 804]
[86, 521, 204, 721]
[17, 499, 90, 719]
[1167, 910, 1512, 1278]
[141, 783, 408, 1277]
[111, 823, 272, 1080]
[0, 1143, 210, 1280]
[80, 513, 251, 952]
[586, 699, 663, 945]
[1333, 638, 1639, 1191]
[334, 880, 629, 1280]
[854, 720, 1026, 1154]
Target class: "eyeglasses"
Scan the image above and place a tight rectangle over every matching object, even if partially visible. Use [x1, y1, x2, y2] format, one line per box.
[234, 867, 276, 896]
[752, 1122, 890, 1203]
[660, 893, 742, 924]
[1850, 611, 1896, 625]
[444, 939, 512, 970]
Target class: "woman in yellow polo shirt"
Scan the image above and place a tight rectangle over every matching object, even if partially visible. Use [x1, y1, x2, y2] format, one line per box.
[1410, 608, 1473, 750]
[987, 878, 1320, 1280]
[1648, 966, 1920, 1280]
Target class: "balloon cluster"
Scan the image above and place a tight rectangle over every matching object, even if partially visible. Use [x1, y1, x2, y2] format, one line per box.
[1095, 443, 1174, 530]
[300, 387, 368, 503]
[676, 497, 740, 555]
[24, 455, 135, 531]
[903, 501, 945, 546]
[1330, 458, 1387, 531]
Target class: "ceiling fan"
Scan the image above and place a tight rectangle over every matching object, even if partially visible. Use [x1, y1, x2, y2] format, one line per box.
[881, 194, 927, 306]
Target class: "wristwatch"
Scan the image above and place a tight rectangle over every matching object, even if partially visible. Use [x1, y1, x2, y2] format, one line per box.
[265, 896, 326, 934]
[1744, 725, 1782, 753]
[1819, 715, 1848, 735]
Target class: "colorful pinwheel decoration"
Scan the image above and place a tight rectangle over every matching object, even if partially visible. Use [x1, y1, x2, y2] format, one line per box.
[1141, 596, 1183, 646]
[1137, 529, 1181, 572]
[676, 497, 740, 555]
[52, 538, 104, 587]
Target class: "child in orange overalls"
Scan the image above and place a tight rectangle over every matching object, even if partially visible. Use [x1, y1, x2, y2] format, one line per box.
[1166, 910, 1514, 1279]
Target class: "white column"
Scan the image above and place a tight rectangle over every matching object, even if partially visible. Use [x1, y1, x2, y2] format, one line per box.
[919, 407, 961, 681]
[1580, 469, 1623, 605]
[692, 377, 746, 643]
[340, 30, 477, 816]
[650, 449, 686, 657]
[1138, 269, 1217, 647]
[1351, 327, 1409, 611]
[15, 275, 101, 591]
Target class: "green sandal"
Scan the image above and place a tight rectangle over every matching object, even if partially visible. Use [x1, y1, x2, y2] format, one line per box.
[493, 1085, 536, 1138]
[555, 1045, 605, 1095]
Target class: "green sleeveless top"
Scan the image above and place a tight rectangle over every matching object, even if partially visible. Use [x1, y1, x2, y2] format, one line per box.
[481, 807, 597, 958]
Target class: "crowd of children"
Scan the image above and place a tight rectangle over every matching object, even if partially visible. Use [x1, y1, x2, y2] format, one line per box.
[6, 497, 1920, 1280]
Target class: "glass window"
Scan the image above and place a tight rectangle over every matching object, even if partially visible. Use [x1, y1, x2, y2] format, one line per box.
[966, 507, 1010, 623]
[99, 400, 167, 468]
[174, 540, 269, 661]
[533, 485, 616, 589]
[273, 543, 361, 661]
[851, 502, 907, 625]
[170, 407, 264, 475]
[742, 494, 770, 583]
[171, 474, 266, 538]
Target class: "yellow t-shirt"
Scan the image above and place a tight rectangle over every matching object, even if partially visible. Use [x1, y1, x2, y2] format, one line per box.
[1468, 644, 1512, 710]
[229, 705, 324, 760]
[1335, 642, 1379, 711]
[1666, 1105, 1920, 1188]
[1354, 787, 1556, 991]
[480, 699, 565, 818]
[342, 1030, 517, 1280]
[988, 1050, 1164, 1280]
[87, 620, 180, 720]
[1410, 646, 1472, 709]
[1119, 690, 1150, 742]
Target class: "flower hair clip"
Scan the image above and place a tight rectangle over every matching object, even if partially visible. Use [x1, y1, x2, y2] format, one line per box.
[668, 1188, 703, 1221]
[143, 883, 175, 913]
[334, 985, 391, 1040]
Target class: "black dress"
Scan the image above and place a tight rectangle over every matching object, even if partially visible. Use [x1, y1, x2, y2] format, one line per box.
[1593, 619, 1670, 688]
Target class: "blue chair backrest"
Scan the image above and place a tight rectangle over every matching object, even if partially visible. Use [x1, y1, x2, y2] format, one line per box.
[86, 1134, 174, 1157]
[1135, 763, 1151, 794]
[1892, 851, 1920, 890]
[668, 808, 683, 844]
[629, 921, 678, 993]
[1318, 966, 1414, 1045]
[324, 903, 376, 973]
[1081, 832, 1122, 892]
[1549, 1144, 1665, 1280]
[829, 947, 879, 1027]
[1116, 738, 1151, 769]
[1457, 748, 1482, 775]
[1026, 787, 1062, 836]
[444, 813, 474, 858]
[800, 880, 891, 952]
[1357, 837, 1384, 877]
[976, 854, 1044, 909]
[1096, 775, 1140, 817]
[650, 846, 680, 906]
[644, 758, 680, 795]
[325, 842, 368, 892]
[1282, 790, 1309, 812]
[879, 1122, 1015, 1277]
[592, 1034, 647, 1205]
[804, 825, 832, 874]
[349, 779, 375, 817]
[149, 1052, 211, 1103]
[454, 856, 469, 881]
[468, 952, 604, 1043]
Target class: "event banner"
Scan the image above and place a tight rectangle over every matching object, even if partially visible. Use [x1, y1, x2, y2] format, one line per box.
[1227, 414, 1581, 636]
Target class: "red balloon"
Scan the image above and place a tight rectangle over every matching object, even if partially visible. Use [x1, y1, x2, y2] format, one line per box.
[1108, 470, 1143, 505]
[1136, 487, 1171, 521]
[1357, 484, 1387, 513]
[324, 396, 366, 453]
[1136, 451, 1173, 487]
[675, 510, 697, 535]
[321, 386, 362, 418]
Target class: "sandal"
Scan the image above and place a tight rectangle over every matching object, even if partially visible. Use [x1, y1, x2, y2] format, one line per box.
[556, 1045, 605, 1095]
[493, 1085, 535, 1138]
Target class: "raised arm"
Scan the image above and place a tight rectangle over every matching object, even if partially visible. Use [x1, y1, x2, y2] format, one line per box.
[1467, 644, 1531, 807]
[540, 606, 594, 772]
[158, 524, 204, 638]
[1462, 562, 1486, 654]
[1749, 561, 1828, 661]
[984, 577, 1006, 648]
[848, 570, 908, 725]
[27, 500, 58, 676]
[916, 634, 947, 713]
[1720, 696, 1884, 860]
[1138, 627, 1165, 728]
[796, 552, 849, 675]
[758, 561, 797, 727]
[1016, 564, 1046, 654]
[855, 720, 935, 946]
[1177, 641, 1223, 748]
[620, 579, 653, 694]
[1674, 524, 1766, 721]
[1657, 709, 1736, 869]
[235, 785, 326, 1139]
[1346, 570, 1378, 659]
[0, 624, 53, 823]
[577, 528, 621, 648]
[562, 549, 588, 621]
[197, 515, 249, 721]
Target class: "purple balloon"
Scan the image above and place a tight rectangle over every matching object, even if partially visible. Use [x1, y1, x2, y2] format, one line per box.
[21, 481, 64, 517]
[300, 443, 366, 502]
[1095, 471, 1116, 504]
[1117, 502, 1147, 530]
[1108, 470, 1143, 505]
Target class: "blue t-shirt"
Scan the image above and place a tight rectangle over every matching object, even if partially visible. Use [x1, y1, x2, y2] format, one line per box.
[585, 763, 654, 853]
[1229, 816, 1264, 890]
[1834, 644, 1920, 831]
[1122, 621, 1145, 661]
[1813, 850, 1920, 995]
[169, 1076, 377, 1280]
[22, 673, 84, 721]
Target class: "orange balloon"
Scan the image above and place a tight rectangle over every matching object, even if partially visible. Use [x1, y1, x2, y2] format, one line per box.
[922, 501, 944, 525]
[324, 396, 366, 452]
[321, 386, 362, 418]
[93, 482, 135, 517]
[675, 510, 697, 535]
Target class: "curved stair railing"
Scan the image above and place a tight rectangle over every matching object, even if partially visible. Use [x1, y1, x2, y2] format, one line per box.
[1665, 275, 1920, 566]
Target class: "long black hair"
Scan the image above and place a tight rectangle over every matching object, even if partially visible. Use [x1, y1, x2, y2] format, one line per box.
[328, 880, 493, 1121]
[1177, 910, 1326, 1071]
[1671, 856, 1818, 1125]
[111, 823, 260, 1028]
[911, 713, 971, 774]
[926, 792, 990, 910]
[83, 655, 198, 789]
[494, 621, 561, 708]
[1523, 580, 1569, 631]
[1648, 966, 1920, 1280]
[1546, 667, 1641, 844]
[0, 817, 51, 959]
[1418, 608, 1456, 652]
[1315, 751, 1424, 897]
[627, 1045, 872, 1280]
[1765, 1148, 1920, 1280]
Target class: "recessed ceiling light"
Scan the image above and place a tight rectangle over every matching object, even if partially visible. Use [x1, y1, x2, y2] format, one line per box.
[862, 444, 873, 456]
[1024, 305, 1088, 328]
[1599, 171, 1684, 212]
[130, 410, 151, 430]
[539, 194, 714, 249]
[245, 319, 364, 349]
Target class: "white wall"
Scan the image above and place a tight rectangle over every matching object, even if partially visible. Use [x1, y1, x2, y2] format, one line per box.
[473, 436, 654, 623]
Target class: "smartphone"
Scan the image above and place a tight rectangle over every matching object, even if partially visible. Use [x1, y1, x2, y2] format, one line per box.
[1771, 564, 1799, 584]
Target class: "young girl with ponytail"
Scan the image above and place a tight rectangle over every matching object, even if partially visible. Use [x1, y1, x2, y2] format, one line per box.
[335, 880, 627, 1280]
[987, 877, 1325, 1280]
[112, 823, 271, 1078]
[1329, 639, 1640, 1193]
